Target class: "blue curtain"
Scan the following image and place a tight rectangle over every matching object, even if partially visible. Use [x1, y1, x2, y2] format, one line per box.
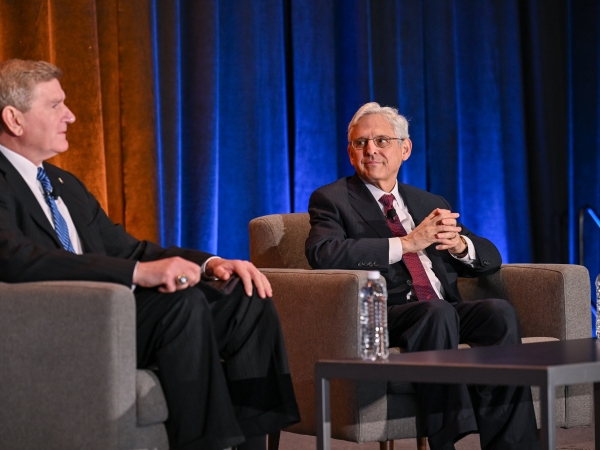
[570, 0, 600, 327]
[150, 0, 600, 301]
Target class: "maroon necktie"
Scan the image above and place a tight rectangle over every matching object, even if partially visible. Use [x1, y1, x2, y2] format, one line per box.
[379, 194, 438, 301]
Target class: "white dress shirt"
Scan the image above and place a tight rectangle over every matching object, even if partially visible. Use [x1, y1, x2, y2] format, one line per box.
[363, 180, 476, 299]
[0, 144, 83, 254]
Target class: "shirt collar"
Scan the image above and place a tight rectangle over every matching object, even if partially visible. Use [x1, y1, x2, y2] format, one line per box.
[361, 178, 405, 208]
[0, 143, 42, 186]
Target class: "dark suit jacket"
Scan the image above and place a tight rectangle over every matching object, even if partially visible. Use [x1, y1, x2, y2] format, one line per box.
[305, 174, 502, 305]
[0, 151, 212, 286]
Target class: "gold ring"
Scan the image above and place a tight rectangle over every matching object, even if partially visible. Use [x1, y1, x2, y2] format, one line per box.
[177, 274, 188, 285]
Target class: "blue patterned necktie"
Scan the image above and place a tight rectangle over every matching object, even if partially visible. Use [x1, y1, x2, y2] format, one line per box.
[36, 167, 75, 252]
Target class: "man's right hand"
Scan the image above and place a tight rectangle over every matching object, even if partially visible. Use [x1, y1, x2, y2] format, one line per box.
[133, 257, 201, 293]
[400, 208, 462, 254]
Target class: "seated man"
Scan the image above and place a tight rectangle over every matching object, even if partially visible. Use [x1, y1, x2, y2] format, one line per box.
[305, 102, 539, 450]
[0, 59, 299, 450]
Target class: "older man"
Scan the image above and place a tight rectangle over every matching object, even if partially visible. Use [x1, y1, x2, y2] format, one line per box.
[306, 102, 539, 450]
[0, 59, 299, 450]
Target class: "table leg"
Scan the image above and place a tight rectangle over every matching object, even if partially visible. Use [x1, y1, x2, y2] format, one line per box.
[594, 382, 600, 450]
[316, 374, 331, 450]
[539, 383, 556, 450]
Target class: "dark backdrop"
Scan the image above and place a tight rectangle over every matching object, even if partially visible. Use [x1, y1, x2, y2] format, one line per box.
[5, 1, 595, 318]
[153, 0, 599, 281]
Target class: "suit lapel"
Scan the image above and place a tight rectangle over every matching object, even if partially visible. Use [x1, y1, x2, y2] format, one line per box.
[397, 183, 429, 224]
[347, 174, 394, 238]
[43, 164, 98, 253]
[0, 153, 62, 247]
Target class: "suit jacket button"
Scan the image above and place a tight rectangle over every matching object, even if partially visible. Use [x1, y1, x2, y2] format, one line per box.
[483, 261, 490, 266]
[374, 262, 379, 267]
[358, 262, 363, 267]
[407, 280, 413, 286]
[367, 262, 373, 267]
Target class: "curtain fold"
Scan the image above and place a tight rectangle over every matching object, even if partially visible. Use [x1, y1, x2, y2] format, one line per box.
[0, 0, 158, 242]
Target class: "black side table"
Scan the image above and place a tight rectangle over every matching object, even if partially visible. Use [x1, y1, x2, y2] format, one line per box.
[316, 338, 600, 450]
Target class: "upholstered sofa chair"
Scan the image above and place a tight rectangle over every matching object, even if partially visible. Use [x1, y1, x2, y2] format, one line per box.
[0, 281, 169, 450]
[249, 212, 592, 449]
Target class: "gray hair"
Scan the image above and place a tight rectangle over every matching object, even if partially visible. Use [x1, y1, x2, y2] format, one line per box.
[347, 102, 409, 141]
[0, 59, 62, 112]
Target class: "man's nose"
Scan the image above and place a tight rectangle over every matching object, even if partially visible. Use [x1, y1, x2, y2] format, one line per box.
[65, 108, 76, 124]
[363, 140, 377, 154]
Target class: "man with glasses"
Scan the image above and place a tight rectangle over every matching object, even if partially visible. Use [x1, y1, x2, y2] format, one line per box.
[305, 102, 539, 450]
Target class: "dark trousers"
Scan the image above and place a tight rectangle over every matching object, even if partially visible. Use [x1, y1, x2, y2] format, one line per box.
[135, 278, 300, 450]
[388, 299, 540, 450]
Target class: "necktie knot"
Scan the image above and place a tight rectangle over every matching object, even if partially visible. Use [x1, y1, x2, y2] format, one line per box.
[379, 193, 395, 209]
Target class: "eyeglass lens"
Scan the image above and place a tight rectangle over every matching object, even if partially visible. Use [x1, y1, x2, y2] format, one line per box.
[352, 136, 396, 149]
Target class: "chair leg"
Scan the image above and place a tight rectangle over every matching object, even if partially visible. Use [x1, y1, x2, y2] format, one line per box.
[379, 440, 394, 450]
[267, 431, 281, 450]
[416, 436, 427, 450]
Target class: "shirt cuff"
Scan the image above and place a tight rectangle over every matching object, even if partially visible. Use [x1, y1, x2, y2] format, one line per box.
[201, 256, 221, 280]
[388, 237, 403, 264]
[451, 235, 476, 266]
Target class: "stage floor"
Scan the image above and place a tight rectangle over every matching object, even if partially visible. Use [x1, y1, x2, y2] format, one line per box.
[278, 425, 594, 449]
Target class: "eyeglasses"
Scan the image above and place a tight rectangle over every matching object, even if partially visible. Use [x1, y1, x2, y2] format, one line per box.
[349, 136, 404, 150]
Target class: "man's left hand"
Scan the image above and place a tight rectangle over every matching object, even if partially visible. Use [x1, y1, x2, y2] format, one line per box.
[445, 233, 467, 255]
[433, 210, 467, 255]
[204, 258, 273, 299]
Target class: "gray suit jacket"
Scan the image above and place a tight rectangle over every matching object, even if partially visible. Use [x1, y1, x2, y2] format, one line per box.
[305, 174, 502, 305]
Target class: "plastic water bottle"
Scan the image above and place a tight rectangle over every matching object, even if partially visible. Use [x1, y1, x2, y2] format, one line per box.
[359, 271, 389, 361]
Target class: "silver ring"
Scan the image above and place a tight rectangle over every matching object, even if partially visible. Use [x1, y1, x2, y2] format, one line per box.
[177, 274, 188, 285]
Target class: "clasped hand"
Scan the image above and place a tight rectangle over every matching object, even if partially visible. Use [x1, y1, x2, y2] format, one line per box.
[400, 208, 466, 255]
[133, 256, 272, 298]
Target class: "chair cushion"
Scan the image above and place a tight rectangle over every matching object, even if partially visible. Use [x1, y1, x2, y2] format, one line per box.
[136, 370, 168, 426]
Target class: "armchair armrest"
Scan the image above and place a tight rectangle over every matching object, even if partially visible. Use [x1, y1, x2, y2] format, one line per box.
[261, 268, 382, 438]
[261, 268, 374, 363]
[458, 264, 591, 340]
[0, 281, 137, 449]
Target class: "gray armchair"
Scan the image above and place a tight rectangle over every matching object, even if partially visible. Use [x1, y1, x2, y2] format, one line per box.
[0, 281, 169, 450]
[249, 212, 592, 449]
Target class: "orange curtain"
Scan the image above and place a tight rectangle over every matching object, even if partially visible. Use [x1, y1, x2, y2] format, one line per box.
[0, 0, 158, 242]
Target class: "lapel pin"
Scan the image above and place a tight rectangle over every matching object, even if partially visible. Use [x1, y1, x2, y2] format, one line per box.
[58, 178, 64, 184]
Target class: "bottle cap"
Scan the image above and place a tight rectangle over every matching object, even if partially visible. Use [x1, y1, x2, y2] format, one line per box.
[367, 270, 380, 280]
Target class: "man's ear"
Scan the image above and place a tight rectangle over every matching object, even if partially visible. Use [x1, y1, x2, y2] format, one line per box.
[347, 143, 354, 162]
[1, 106, 24, 136]
[401, 138, 412, 161]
